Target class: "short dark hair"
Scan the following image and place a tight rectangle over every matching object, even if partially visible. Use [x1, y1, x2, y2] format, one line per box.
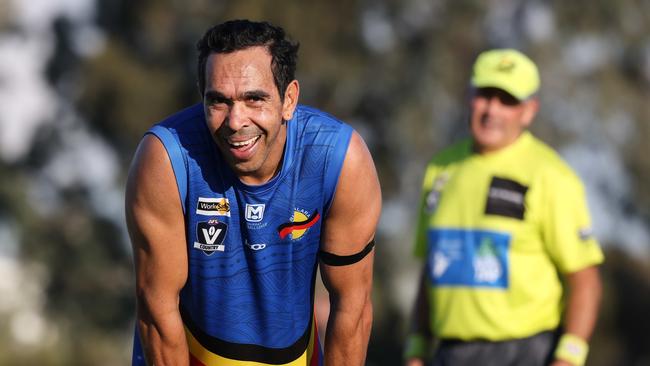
[196, 19, 299, 100]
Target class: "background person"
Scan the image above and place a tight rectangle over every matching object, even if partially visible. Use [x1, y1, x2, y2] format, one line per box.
[404, 49, 603, 366]
[126, 19, 381, 366]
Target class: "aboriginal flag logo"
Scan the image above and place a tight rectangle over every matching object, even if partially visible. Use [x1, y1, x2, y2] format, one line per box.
[277, 209, 321, 240]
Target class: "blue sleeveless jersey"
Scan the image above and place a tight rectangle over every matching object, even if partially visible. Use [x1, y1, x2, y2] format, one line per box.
[132, 103, 353, 366]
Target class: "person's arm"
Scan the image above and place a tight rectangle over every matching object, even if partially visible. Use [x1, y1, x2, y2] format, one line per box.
[551, 265, 602, 366]
[404, 266, 434, 366]
[540, 169, 604, 366]
[319, 131, 381, 366]
[126, 135, 189, 366]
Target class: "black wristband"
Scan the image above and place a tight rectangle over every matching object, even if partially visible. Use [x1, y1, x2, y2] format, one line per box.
[318, 239, 375, 266]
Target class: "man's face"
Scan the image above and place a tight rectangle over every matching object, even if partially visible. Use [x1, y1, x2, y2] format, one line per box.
[202, 46, 298, 184]
[469, 87, 538, 154]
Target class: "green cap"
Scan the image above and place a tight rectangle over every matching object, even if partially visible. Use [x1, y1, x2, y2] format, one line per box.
[471, 49, 540, 101]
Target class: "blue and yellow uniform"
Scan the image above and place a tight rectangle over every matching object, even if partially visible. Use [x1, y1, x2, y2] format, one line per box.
[132, 104, 353, 365]
[414, 131, 604, 341]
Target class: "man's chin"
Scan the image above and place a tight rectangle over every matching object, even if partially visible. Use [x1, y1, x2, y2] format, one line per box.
[218, 148, 257, 172]
[230, 160, 262, 176]
[473, 135, 506, 153]
[231, 160, 253, 171]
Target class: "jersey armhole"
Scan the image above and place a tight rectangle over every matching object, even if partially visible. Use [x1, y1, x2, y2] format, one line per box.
[323, 124, 354, 215]
[145, 125, 188, 214]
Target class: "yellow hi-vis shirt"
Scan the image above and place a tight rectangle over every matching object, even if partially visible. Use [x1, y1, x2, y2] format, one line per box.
[414, 131, 604, 341]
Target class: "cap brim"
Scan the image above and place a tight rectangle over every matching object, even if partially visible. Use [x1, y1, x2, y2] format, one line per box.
[471, 77, 527, 101]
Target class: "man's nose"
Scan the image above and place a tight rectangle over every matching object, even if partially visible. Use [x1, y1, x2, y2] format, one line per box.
[226, 102, 248, 131]
[485, 94, 502, 113]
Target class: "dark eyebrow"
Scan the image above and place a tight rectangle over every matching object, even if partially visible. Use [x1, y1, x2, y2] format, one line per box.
[242, 90, 271, 100]
[204, 90, 232, 106]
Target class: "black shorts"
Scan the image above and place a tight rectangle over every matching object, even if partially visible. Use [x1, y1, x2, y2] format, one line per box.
[432, 330, 558, 366]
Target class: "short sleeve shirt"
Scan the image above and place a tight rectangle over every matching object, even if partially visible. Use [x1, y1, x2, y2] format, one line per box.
[414, 131, 604, 341]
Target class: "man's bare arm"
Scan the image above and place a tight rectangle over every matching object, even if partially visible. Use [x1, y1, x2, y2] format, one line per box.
[562, 266, 602, 339]
[319, 131, 381, 366]
[551, 265, 602, 366]
[404, 267, 433, 366]
[126, 135, 189, 365]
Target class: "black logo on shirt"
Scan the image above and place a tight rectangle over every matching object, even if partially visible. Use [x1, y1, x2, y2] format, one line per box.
[194, 220, 227, 255]
[485, 177, 528, 220]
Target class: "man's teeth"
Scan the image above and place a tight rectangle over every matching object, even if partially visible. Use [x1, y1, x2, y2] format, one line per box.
[231, 136, 259, 147]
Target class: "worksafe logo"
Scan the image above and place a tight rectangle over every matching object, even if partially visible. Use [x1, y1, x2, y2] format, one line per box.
[194, 220, 227, 255]
[245, 204, 265, 222]
[196, 197, 230, 216]
[277, 209, 320, 240]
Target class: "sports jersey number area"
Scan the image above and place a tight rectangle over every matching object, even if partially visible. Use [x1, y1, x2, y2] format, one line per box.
[427, 229, 511, 289]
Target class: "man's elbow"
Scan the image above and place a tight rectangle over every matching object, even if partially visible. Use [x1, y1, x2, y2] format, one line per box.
[568, 265, 603, 306]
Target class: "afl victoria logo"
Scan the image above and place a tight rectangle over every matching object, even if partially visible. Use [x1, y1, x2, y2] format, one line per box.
[194, 220, 227, 255]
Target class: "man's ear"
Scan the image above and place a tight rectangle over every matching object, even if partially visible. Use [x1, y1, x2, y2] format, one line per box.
[521, 97, 539, 128]
[282, 80, 300, 121]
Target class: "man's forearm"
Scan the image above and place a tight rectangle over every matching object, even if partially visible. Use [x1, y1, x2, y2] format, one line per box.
[137, 307, 190, 366]
[324, 298, 373, 366]
[552, 266, 602, 366]
[404, 268, 433, 365]
[562, 266, 602, 339]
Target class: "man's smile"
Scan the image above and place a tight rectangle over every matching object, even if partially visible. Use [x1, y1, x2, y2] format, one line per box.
[229, 135, 261, 149]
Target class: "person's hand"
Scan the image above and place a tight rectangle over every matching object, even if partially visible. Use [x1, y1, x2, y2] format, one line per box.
[405, 358, 425, 366]
[549, 360, 575, 366]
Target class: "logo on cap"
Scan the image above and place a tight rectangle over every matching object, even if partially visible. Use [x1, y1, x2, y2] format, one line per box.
[497, 57, 515, 72]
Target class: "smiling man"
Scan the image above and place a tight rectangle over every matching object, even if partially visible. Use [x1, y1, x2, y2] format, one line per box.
[404, 49, 604, 366]
[126, 20, 381, 366]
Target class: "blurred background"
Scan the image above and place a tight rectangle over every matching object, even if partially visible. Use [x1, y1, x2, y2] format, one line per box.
[0, 0, 649, 365]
